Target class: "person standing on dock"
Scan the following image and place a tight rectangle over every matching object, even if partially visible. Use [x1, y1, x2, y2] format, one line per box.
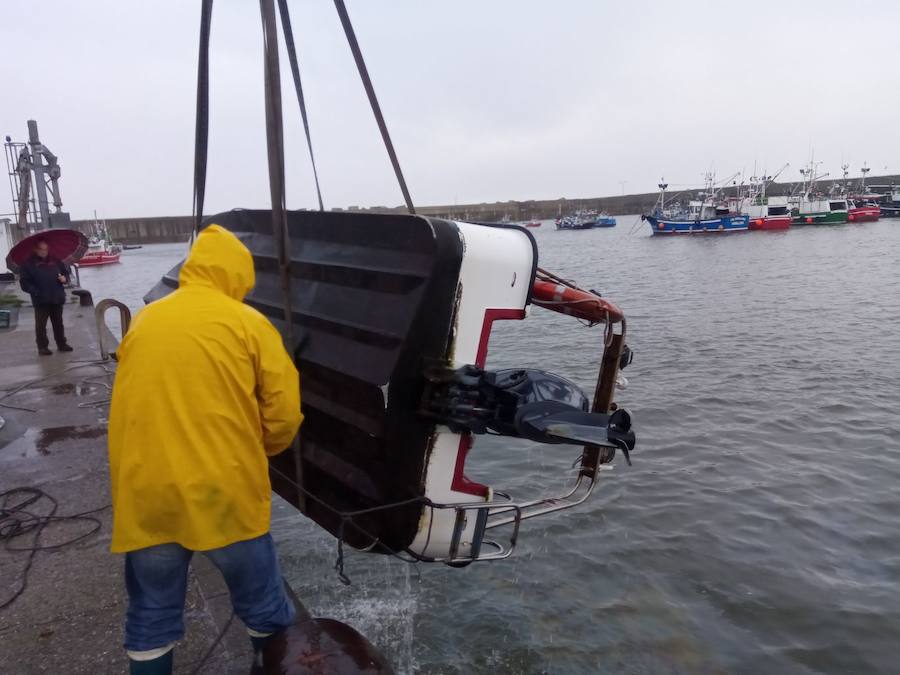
[108, 225, 303, 675]
[18, 239, 73, 355]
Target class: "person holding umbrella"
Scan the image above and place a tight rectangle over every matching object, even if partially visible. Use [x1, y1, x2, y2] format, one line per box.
[19, 238, 73, 355]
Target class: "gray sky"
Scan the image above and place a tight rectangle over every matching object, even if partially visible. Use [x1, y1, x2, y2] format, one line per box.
[3, 1, 899, 219]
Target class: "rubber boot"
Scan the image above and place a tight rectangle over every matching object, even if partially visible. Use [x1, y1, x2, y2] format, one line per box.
[129, 649, 173, 675]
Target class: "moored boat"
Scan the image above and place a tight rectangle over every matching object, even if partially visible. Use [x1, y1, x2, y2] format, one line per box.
[556, 210, 616, 229]
[739, 168, 791, 231]
[847, 199, 880, 222]
[789, 159, 848, 225]
[643, 174, 750, 235]
[745, 196, 792, 230]
[790, 197, 849, 225]
[869, 185, 900, 218]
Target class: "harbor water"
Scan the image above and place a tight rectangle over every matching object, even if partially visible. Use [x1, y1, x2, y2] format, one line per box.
[80, 218, 900, 674]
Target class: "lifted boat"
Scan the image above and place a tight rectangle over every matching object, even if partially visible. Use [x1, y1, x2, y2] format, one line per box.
[148, 210, 635, 564]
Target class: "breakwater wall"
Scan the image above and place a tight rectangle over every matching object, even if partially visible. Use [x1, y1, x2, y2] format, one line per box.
[70, 215, 194, 245]
[71, 173, 900, 243]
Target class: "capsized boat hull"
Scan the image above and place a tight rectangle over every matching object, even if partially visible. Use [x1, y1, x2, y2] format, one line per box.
[145, 210, 537, 561]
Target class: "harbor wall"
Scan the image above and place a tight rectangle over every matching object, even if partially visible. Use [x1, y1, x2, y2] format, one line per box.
[70, 215, 194, 244]
[69, 173, 900, 243]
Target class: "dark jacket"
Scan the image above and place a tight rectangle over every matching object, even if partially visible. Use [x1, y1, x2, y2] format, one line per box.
[19, 255, 68, 306]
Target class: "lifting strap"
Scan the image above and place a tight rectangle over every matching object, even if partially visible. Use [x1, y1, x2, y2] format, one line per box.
[192, 0, 213, 234]
[259, 0, 295, 349]
[332, 0, 415, 214]
[277, 0, 325, 212]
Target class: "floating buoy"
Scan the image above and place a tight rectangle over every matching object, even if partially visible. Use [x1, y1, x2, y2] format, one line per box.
[806, 217, 813, 224]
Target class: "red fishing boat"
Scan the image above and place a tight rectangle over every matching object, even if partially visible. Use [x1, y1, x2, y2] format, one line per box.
[77, 237, 121, 266]
[847, 199, 880, 223]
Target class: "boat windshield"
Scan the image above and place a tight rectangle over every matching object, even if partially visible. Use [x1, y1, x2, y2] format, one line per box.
[829, 201, 847, 211]
[768, 206, 788, 216]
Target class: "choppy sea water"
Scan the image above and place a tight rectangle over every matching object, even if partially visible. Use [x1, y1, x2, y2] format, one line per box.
[81, 217, 900, 674]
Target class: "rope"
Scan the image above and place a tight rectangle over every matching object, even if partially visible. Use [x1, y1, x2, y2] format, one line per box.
[332, 0, 415, 214]
[0, 487, 109, 611]
[268, 464, 439, 583]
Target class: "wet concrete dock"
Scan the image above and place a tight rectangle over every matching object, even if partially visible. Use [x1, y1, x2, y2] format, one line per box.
[0, 291, 260, 674]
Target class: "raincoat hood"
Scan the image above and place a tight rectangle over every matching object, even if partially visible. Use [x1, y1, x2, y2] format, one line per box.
[179, 224, 255, 300]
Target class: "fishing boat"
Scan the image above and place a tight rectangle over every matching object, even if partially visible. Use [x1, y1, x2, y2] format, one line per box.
[525, 220, 541, 228]
[78, 236, 121, 266]
[77, 216, 122, 266]
[739, 167, 792, 230]
[869, 185, 900, 218]
[840, 164, 880, 222]
[643, 175, 750, 235]
[790, 197, 849, 225]
[847, 199, 880, 222]
[556, 210, 615, 229]
[744, 196, 792, 230]
[789, 159, 848, 225]
[556, 212, 595, 229]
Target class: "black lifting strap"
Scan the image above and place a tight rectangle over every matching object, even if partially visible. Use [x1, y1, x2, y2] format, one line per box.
[259, 0, 296, 349]
[332, 0, 415, 215]
[192, 0, 214, 234]
[277, 0, 325, 212]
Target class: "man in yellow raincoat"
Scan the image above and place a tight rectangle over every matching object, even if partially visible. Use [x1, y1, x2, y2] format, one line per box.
[108, 225, 303, 675]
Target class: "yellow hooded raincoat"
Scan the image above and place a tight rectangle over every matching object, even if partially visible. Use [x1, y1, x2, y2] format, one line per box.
[108, 225, 302, 553]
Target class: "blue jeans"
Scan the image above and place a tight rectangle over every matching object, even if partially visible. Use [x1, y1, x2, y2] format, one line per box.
[124, 533, 296, 652]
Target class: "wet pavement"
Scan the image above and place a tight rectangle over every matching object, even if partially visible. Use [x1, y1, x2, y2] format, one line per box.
[0, 290, 265, 674]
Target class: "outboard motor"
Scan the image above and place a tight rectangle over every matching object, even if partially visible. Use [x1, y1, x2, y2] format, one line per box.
[421, 366, 636, 464]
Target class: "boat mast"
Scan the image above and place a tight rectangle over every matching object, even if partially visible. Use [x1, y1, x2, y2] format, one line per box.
[657, 177, 668, 214]
[860, 162, 870, 192]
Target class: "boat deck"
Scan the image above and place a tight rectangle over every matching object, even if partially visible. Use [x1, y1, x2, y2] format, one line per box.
[0, 287, 301, 673]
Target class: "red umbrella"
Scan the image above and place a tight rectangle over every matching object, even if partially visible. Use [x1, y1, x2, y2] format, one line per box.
[5, 229, 89, 274]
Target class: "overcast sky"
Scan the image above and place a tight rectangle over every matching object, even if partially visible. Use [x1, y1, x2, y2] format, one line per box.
[3, 1, 899, 219]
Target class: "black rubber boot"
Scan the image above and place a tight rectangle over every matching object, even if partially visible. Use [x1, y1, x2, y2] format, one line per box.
[38, 348, 52, 356]
[57, 343, 73, 352]
[128, 650, 173, 675]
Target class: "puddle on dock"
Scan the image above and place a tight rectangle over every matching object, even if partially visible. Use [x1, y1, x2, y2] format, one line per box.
[0, 424, 107, 460]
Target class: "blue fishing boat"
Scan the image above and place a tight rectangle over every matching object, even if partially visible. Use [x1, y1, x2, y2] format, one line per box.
[556, 210, 617, 229]
[643, 176, 750, 235]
